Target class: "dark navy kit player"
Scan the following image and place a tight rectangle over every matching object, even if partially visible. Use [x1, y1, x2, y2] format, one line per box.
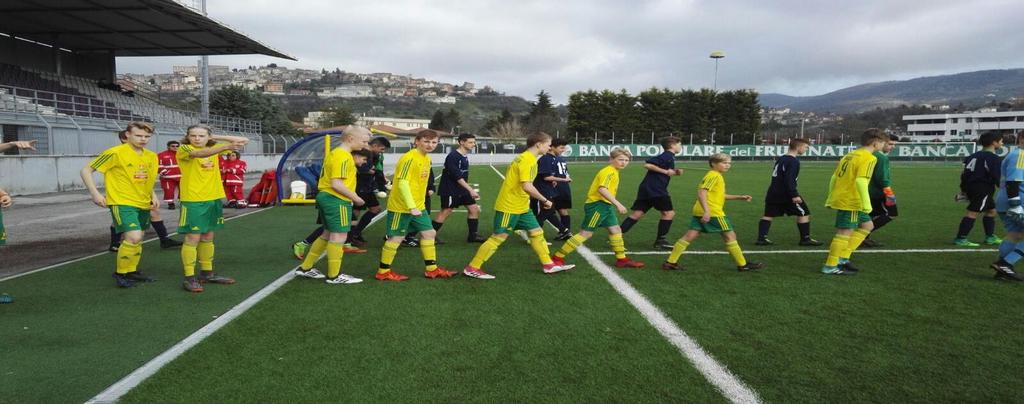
[533, 138, 573, 240]
[954, 131, 1003, 247]
[432, 133, 485, 243]
[756, 138, 823, 246]
[619, 136, 683, 249]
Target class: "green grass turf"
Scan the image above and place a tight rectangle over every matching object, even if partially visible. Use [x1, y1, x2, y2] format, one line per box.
[5, 160, 1024, 402]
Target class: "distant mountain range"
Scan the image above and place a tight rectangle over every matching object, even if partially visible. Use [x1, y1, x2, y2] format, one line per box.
[760, 69, 1024, 113]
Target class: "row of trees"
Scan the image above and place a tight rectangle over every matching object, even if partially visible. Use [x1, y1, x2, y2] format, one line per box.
[567, 88, 761, 144]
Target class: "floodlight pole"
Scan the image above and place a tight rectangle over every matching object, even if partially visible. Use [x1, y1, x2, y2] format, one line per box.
[709, 51, 725, 144]
[200, 0, 210, 122]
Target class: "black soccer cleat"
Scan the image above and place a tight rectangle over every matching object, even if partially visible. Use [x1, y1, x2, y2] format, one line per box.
[859, 239, 882, 248]
[839, 261, 860, 273]
[160, 238, 183, 249]
[112, 273, 136, 288]
[467, 234, 487, 243]
[653, 238, 674, 250]
[738, 262, 766, 272]
[755, 238, 774, 246]
[123, 271, 156, 283]
[434, 237, 445, 245]
[662, 262, 684, 271]
[402, 237, 420, 247]
[555, 230, 573, 241]
[799, 238, 824, 246]
[991, 260, 1023, 282]
[167, 202, 176, 210]
[348, 237, 367, 247]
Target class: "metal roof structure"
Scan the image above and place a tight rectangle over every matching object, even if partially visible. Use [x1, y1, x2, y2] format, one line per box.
[0, 0, 295, 60]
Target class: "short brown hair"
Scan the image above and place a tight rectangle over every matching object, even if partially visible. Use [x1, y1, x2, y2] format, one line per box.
[527, 132, 552, 148]
[788, 138, 809, 150]
[609, 148, 631, 159]
[182, 124, 216, 147]
[415, 130, 440, 141]
[708, 152, 731, 167]
[126, 121, 154, 134]
[861, 128, 888, 146]
[117, 130, 128, 141]
[659, 136, 681, 149]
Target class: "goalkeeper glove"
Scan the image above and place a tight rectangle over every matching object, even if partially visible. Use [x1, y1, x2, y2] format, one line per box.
[883, 187, 896, 207]
[1009, 197, 1024, 222]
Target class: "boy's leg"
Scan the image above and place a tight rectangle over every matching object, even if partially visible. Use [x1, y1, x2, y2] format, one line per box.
[955, 210, 980, 244]
[555, 230, 592, 260]
[467, 203, 484, 241]
[667, 229, 700, 266]
[619, 208, 644, 234]
[757, 216, 773, 242]
[840, 218, 874, 263]
[654, 207, 675, 248]
[822, 210, 857, 273]
[467, 211, 517, 273]
[559, 208, 572, 234]
[325, 231, 347, 279]
[377, 211, 411, 281]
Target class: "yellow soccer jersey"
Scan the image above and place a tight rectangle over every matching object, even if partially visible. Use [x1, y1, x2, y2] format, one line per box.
[586, 165, 620, 204]
[386, 150, 431, 213]
[495, 151, 538, 213]
[826, 148, 877, 211]
[318, 148, 357, 201]
[692, 170, 726, 217]
[177, 143, 229, 202]
[89, 143, 158, 209]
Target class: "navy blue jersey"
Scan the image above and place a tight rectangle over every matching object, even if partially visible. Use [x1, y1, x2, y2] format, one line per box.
[356, 159, 376, 193]
[636, 151, 675, 199]
[765, 155, 801, 203]
[439, 150, 470, 196]
[535, 153, 570, 198]
[960, 150, 1001, 189]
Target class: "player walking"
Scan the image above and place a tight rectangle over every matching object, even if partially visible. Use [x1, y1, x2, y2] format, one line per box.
[756, 138, 822, 246]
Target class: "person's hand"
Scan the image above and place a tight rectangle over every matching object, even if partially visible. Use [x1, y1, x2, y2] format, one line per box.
[410, 208, 422, 216]
[616, 203, 627, 214]
[675, 168, 683, 176]
[791, 196, 803, 204]
[92, 194, 107, 208]
[353, 196, 365, 207]
[150, 199, 160, 210]
[368, 169, 376, 175]
[0, 194, 11, 208]
[8, 140, 36, 151]
[701, 213, 711, 223]
[427, 190, 434, 197]
[741, 195, 753, 202]
[470, 189, 480, 200]
[542, 200, 553, 210]
[885, 195, 897, 207]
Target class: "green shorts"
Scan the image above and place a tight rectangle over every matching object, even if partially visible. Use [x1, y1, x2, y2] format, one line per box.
[834, 210, 872, 229]
[0, 209, 6, 246]
[317, 192, 353, 233]
[493, 210, 541, 234]
[582, 202, 619, 231]
[385, 211, 433, 237]
[110, 205, 152, 234]
[178, 200, 224, 234]
[689, 216, 734, 233]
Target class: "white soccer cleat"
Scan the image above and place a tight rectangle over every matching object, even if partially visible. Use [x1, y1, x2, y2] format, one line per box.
[542, 264, 576, 274]
[463, 267, 496, 280]
[325, 274, 363, 284]
[294, 268, 326, 279]
[515, 230, 530, 242]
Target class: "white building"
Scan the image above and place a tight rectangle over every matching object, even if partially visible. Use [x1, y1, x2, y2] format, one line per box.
[427, 96, 457, 104]
[303, 111, 327, 128]
[904, 110, 1024, 142]
[356, 116, 431, 130]
[319, 85, 373, 98]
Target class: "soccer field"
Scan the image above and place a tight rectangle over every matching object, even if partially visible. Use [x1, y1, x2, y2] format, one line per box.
[2, 160, 1023, 403]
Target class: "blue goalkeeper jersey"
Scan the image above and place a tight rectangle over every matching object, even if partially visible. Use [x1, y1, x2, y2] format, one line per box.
[996, 148, 1024, 213]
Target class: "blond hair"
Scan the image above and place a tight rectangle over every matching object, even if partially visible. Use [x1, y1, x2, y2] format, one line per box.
[609, 148, 632, 159]
[708, 152, 731, 167]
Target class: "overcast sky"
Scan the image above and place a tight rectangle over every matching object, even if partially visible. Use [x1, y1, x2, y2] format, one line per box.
[117, 0, 1024, 103]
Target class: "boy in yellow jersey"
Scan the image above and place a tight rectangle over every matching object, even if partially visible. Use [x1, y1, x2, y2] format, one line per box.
[176, 124, 249, 292]
[375, 131, 456, 281]
[551, 148, 645, 268]
[80, 122, 161, 288]
[663, 153, 765, 272]
[463, 132, 575, 279]
[295, 126, 370, 284]
[820, 128, 888, 275]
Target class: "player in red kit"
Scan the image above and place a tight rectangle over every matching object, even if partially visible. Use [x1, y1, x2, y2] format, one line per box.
[157, 140, 181, 209]
[221, 151, 247, 208]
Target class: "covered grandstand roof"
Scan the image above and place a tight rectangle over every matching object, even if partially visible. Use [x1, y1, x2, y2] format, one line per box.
[0, 0, 295, 60]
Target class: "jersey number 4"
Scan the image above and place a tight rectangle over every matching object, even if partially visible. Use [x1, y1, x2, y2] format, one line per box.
[964, 158, 977, 172]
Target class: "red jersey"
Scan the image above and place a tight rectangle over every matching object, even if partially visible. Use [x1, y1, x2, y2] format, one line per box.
[157, 149, 180, 179]
[221, 159, 247, 185]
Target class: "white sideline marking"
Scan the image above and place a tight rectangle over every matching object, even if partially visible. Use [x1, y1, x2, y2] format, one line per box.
[487, 163, 759, 403]
[87, 209, 389, 403]
[0, 208, 271, 283]
[8, 209, 108, 227]
[577, 246, 762, 404]
[592, 248, 998, 256]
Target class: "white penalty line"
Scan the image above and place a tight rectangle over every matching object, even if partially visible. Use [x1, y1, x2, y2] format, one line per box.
[0, 207, 273, 283]
[577, 246, 761, 404]
[592, 248, 998, 256]
[86, 208, 388, 403]
[487, 163, 758, 403]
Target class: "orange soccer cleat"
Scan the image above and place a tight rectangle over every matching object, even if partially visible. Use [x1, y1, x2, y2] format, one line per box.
[375, 270, 409, 281]
[424, 267, 457, 279]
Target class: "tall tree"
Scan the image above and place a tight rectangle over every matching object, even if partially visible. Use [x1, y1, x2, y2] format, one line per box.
[210, 85, 298, 136]
[524, 90, 561, 134]
[429, 109, 447, 130]
[317, 105, 355, 128]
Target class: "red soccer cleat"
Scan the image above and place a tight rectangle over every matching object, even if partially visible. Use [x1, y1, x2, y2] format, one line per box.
[615, 258, 645, 268]
[551, 255, 568, 267]
[343, 246, 367, 254]
[375, 270, 409, 281]
[424, 267, 456, 278]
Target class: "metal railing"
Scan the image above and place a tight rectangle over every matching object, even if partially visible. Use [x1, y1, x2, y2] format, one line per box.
[0, 84, 262, 136]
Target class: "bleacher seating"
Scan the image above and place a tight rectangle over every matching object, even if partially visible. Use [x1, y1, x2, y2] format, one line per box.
[0, 63, 143, 121]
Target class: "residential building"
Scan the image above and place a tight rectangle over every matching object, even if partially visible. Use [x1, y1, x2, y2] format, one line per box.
[904, 110, 1024, 142]
[356, 116, 431, 130]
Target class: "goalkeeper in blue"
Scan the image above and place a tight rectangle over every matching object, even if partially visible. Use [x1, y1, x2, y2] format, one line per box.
[991, 131, 1024, 282]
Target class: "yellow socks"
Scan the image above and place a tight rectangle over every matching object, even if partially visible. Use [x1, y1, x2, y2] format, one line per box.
[300, 237, 327, 270]
[725, 240, 747, 267]
[825, 234, 850, 267]
[181, 243, 198, 277]
[842, 228, 871, 259]
[198, 240, 215, 272]
[556, 234, 587, 258]
[470, 235, 505, 268]
[326, 241, 345, 278]
[378, 241, 400, 273]
[667, 240, 690, 264]
[528, 231, 553, 265]
[608, 233, 626, 260]
[116, 241, 142, 274]
[420, 238, 438, 271]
